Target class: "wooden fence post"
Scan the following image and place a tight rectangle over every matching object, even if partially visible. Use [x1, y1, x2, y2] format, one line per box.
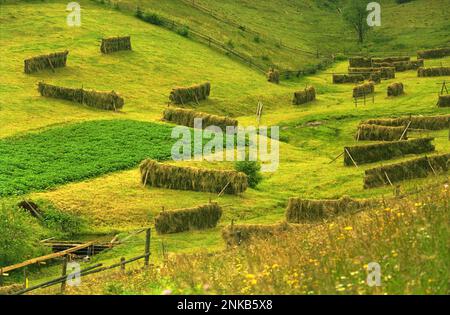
[120, 257, 126, 272]
[144, 228, 151, 267]
[60, 256, 67, 294]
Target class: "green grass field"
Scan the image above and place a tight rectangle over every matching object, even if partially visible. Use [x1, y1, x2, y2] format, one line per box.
[0, 0, 448, 295]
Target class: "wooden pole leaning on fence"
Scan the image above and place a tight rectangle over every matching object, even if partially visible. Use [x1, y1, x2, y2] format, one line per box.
[144, 228, 151, 267]
[345, 148, 358, 168]
[399, 121, 412, 141]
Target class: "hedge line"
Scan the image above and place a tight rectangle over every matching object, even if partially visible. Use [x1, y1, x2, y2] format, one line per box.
[344, 137, 435, 166]
[24, 51, 68, 74]
[364, 153, 450, 188]
[155, 203, 222, 234]
[37, 82, 124, 111]
[163, 108, 238, 130]
[140, 159, 248, 194]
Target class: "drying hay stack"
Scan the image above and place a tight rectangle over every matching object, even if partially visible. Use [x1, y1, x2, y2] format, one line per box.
[417, 48, 450, 59]
[286, 196, 375, 222]
[371, 57, 410, 63]
[222, 222, 298, 246]
[344, 138, 435, 166]
[349, 57, 372, 68]
[100, 36, 132, 54]
[154, 203, 222, 234]
[37, 82, 124, 111]
[169, 82, 211, 105]
[418, 67, 450, 77]
[372, 60, 424, 72]
[140, 160, 248, 195]
[356, 124, 406, 141]
[437, 95, 450, 107]
[24, 51, 69, 74]
[362, 115, 450, 130]
[0, 284, 22, 295]
[349, 67, 395, 79]
[163, 108, 238, 130]
[267, 68, 280, 84]
[293, 86, 316, 105]
[387, 82, 404, 97]
[353, 82, 375, 98]
[364, 153, 450, 188]
[333, 74, 365, 84]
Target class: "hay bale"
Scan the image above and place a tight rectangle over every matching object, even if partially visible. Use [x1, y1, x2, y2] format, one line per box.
[371, 56, 410, 63]
[333, 74, 365, 84]
[349, 67, 395, 79]
[418, 67, 450, 77]
[100, 36, 132, 54]
[286, 196, 375, 222]
[140, 160, 248, 194]
[373, 60, 423, 72]
[0, 284, 23, 295]
[364, 153, 450, 188]
[163, 108, 238, 130]
[267, 68, 280, 84]
[349, 57, 372, 67]
[357, 124, 406, 141]
[154, 203, 222, 234]
[24, 51, 68, 74]
[169, 82, 211, 104]
[417, 48, 450, 59]
[37, 82, 124, 111]
[344, 138, 435, 166]
[387, 82, 404, 97]
[437, 95, 450, 107]
[362, 115, 450, 130]
[353, 82, 375, 98]
[293, 86, 316, 105]
[222, 222, 296, 246]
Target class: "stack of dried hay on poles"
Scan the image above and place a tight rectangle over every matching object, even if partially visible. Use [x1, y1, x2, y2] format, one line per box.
[349, 57, 372, 68]
[362, 114, 450, 130]
[285, 197, 376, 222]
[349, 67, 395, 79]
[353, 82, 375, 98]
[364, 153, 450, 188]
[293, 86, 316, 105]
[267, 68, 280, 84]
[344, 138, 435, 166]
[24, 51, 69, 74]
[437, 95, 450, 107]
[169, 82, 211, 105]
[163, 108, 238, 130]
[140, 160, 248, 194]
[222, 222, 299, 246]
[100, 36, 132, 54]
[37, 82, 124, 111]
[417, 48, 450, 59]
[332, 74, 365, 84]
[387, 82, 404, 97]
[155, 203, 222, 234]
[356, 124, 406, 141]
[418, 67, 450, 77]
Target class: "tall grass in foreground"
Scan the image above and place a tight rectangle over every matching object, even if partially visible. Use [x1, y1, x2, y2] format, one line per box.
[63, 180, 449, 295]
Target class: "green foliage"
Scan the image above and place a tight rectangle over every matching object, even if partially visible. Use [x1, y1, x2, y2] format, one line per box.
[234, 161, 262, 188]
[177, 26, 189, 37]
[342, 0, 370, 43]
[138, 12, 164, 26]
[41, 206, 86, 236]
[0, 205, 47, 267]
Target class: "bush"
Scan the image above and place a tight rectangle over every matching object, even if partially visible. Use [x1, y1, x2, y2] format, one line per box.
[0, 205, 47, 267]
[41, 206, 86, 236]
[141, 12, 164, 26]
[234, 161, 262, 188]
[177, 26, 189, 37]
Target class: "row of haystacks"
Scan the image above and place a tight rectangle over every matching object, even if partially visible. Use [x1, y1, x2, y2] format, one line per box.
[163, 107, 238, 130]
[37, 82, 124, 111]
[387, 82, 404, 97]
[100, 36, 132, 54]
[222, 222, 299, 246]
[417, 48, 450, 59]
[371, 56, 410, 63]
[349, 67, 395, 80]
[372, 60, 424, 72]
[267, 68, 280, 84]
[24, 51, 69, 74]
[364, 153, 450, 188]
[285, 196, 376, 222]
[349, 56, 410, 68]
[332, 74, 365, 84]
[293, 86, 316, 105]
[344, 137, 435, 166]
[356, 124, 405, 141]
[438, 95, 450, 107]
[139, 160, 248, 195]
[362, 114, 450, 130]
[169, 82, 211, 105]
[352, 82, 375, 98]
[418, 67, 450, 77]
[155, 203, 222, 234]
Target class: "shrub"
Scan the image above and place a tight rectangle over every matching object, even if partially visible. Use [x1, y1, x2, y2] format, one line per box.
[177, 26, 189, 37]
[234, 160, 262, 188]
[41, 206, 86, 236]
[141, 12, 164, 26]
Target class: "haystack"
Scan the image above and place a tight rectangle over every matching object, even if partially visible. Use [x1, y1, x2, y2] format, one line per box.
[348, 57, 372, 68]
[356, 124, 406, 141]
[387, 82, 404, 97]
[267, 68, 280, 84]
[437, 95, 450, 107]
[364, 153, 450, 188]
[332, 74, 365, 84]
[169, 82, 210, 104]
[163, 108, 238, 130]
[293, 86, 316, 105]
[417, 48, 450, 59]
[222, 222, 298, 246]
[353, 82, 375, 98]
[139, 160, 248, 194]
[24, 51, 68, 74]
[362, 115, 450, 130]
[100, 36, 132, 54]
[349, 67, 395, 79]
[418, 67, 450, 77]
[155, 203, 222, 234]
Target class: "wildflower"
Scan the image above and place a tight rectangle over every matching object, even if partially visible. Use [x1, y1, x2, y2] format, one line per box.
[162, 289, 172, 295]
[344, 226, 353, 231]
[245, 273, 256, 279]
